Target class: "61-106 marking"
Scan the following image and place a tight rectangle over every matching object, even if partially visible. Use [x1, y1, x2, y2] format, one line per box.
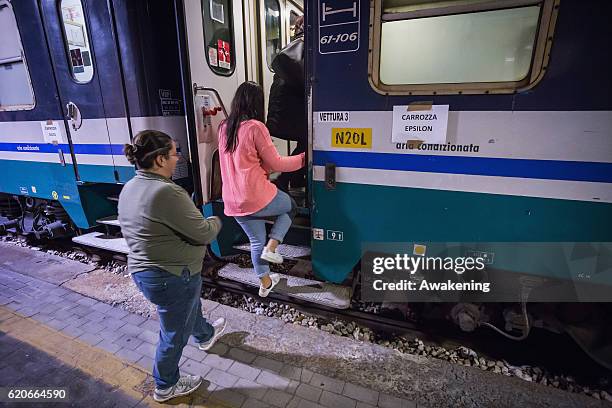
[320, 32, 357, 44]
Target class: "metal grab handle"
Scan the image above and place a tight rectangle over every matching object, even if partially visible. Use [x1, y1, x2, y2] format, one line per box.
[66, 101, 82, 131]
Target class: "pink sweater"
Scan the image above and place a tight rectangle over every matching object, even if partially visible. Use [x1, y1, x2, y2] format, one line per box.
[218, 120, 304, 216]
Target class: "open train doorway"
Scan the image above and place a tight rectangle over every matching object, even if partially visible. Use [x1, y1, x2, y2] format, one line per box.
[184, 0, 307, 214]
[183, 1, 350, 309]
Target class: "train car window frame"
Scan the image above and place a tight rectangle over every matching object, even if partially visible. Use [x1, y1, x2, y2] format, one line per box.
[264, 0, 282, 71]
[201, 0, 236, 76]
[368, 0, 560, 95]
[58, 0, 95, 84]
[0, 0, 36, 111]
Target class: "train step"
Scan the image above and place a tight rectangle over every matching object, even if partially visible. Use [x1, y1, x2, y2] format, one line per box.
[233, 243, 310, 259]
[217, 262, 351, 309]
[96, 215, 120, 227]
[72, 232, 129, 254]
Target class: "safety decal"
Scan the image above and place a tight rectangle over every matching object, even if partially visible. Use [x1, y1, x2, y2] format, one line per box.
[218, 40, 231, 70]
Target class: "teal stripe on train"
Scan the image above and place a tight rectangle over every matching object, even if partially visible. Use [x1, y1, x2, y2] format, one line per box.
[0, 159, 122, 228]
[77, 164, 135, 184]
[311, 181, 612, 283]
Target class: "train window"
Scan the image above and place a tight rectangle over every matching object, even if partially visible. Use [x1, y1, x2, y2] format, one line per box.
[59, 0, 94, 83]
[0, 1, 35, 111]
[264, 0, 282, 70]
[202, 0, 236, 76]
[370, 0, 559, 94]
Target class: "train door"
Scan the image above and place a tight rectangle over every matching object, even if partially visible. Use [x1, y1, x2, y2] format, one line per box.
[40, 0, 129, 184]
[184, 0, 247, 203]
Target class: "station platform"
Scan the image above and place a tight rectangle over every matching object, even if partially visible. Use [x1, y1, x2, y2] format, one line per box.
[0, 242, 609, 408]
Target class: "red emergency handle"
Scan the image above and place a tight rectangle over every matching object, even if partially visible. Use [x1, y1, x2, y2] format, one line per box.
[201, 106, 222, 117]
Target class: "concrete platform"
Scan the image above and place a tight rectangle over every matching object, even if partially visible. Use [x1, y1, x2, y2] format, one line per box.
[1, 247, 611, 407]
[0, 242, 96, 285]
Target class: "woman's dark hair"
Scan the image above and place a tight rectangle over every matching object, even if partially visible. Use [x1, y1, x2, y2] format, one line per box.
[224, 81, 265, 154]
[123, 130, 173, 169]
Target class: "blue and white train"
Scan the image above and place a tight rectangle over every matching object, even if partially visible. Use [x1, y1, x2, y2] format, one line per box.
[1, 0, 611, 366]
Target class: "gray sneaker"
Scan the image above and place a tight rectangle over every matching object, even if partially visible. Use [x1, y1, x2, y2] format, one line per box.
[197, 317, 226, 351]
[153, 374, 202, 402]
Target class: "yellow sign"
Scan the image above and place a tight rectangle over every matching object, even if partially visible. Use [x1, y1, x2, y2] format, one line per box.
[331, 128, 372, 149]
[51, 191, 59, 200]
[413, 244, 427, 256]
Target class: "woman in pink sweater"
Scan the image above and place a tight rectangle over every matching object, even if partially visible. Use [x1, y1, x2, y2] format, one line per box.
[218, 82, 305, 297]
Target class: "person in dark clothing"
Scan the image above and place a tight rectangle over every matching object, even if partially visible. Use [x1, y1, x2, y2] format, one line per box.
[266, 16, 306, 191]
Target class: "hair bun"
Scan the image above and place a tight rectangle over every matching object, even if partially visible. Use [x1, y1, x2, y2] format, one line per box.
[123, 143, 138, 165]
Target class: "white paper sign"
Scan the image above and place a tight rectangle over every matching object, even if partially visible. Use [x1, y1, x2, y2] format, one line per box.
[41, 121, 64, 144]
[392, 105, 449, 143]
[208, 47, 218, 67]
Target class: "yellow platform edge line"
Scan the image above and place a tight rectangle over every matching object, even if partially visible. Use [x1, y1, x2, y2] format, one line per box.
[0, 306, 227, 408]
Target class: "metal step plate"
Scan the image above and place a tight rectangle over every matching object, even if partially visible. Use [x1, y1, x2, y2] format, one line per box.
[72, 232, 129, 254]
[96, 215, 120, 227]
[233, 243, 311, 259]
[217, 263, 351, 309]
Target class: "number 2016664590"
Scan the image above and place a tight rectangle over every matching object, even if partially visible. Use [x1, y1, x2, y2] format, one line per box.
[320, 32, 357, 44]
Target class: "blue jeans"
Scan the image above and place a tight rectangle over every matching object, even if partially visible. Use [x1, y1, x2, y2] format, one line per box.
[131, 267, 214, 389]
[234, 190, 296, 278]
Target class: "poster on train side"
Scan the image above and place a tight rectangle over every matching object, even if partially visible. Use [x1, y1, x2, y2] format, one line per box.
[392, 104, 449, 143]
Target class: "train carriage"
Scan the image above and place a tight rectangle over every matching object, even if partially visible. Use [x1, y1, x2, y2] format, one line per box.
[0, 0, 190, 235]
[1, 0, 612, 366]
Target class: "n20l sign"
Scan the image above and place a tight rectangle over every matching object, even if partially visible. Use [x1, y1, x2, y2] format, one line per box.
[319, 1, 360, 54]
[392, 105, 449, 143]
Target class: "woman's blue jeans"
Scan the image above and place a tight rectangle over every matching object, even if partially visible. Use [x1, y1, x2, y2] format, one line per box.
[234, 190, 296, 278]
[132, 267, 214, 389]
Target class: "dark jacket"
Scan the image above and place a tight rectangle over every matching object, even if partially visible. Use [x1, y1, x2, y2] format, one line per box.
[266, 35, 306, 142]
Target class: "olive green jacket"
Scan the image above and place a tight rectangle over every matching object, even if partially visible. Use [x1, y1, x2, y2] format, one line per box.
[118, 171, 221, 276]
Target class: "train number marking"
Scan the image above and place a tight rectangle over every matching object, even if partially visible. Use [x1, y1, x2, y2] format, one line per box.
[332, 128, 372, 149]
[326, 230, 344, 241]
[319, 1, 360, 55]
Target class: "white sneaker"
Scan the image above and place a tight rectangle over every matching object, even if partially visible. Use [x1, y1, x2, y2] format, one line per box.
[197, 317, 227, 351]
[259, 273, 281, 297]
[153, 374, 202, 402]
[261, 247, 283, 264]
